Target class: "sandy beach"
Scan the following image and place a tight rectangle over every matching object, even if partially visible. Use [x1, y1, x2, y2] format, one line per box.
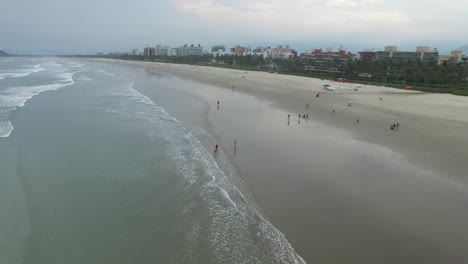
[89, 58, 468, 263]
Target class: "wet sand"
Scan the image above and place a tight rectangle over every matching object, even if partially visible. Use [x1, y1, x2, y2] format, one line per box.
[88, 59, 468, 263]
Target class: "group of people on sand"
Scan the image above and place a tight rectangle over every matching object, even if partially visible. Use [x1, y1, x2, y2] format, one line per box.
[212, 92, 400, 154]
[214, 140, 237, 154]
[287, 114, 309, 125]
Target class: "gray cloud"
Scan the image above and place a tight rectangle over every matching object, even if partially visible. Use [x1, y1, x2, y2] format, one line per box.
[1, 0, 467, 54]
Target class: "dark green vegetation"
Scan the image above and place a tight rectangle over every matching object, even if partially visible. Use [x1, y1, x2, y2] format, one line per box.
[73, 53, 468, 96]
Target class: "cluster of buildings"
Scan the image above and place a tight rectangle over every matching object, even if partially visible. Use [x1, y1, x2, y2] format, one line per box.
[358, 46, 467, 65]
[211, 44, 298, 59]
[142, 44, 203, 57]
[118, 43, 467, 66]
[134, 44, 298, 59]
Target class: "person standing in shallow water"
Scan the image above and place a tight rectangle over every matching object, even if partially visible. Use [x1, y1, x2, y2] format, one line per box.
[214, 144, 219, 153]
[234, 140, 237, 154]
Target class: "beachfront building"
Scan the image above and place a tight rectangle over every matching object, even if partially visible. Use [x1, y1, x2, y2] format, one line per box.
[358, 49, 377, 61]
[301, 47, 353, 65]
[366, 46, 440, 62]
[143, 46, 155, 56]
[179, 44, 203, 56]
[212, 50, 233, 57]
[160, 46, 171, 56]
[151, 44, 172, 56]
[438, 55, 455, 64]
[154, 44, 162, 56]
[249, 47, 264, 57]
[169, 44, 203, 56]
[212, 45, 225, 53]
[300, 47, 353, 75]
[393, 51, 428, 61]
[438, 50, 464, 64]
[230, 45, 251, 56]
[262, 45, 297, 59]
[460, 55, 468, 64]
[212, 45, 233, 57]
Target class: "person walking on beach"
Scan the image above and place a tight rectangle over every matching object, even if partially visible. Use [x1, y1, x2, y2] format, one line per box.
[232, 86, 235, 92]
[396, 123, 400, 130]
[214, 144, 219, 153]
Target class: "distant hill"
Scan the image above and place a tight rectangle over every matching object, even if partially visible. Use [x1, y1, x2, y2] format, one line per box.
[455, 44, 468, 53]
[0, 50, 11, 56]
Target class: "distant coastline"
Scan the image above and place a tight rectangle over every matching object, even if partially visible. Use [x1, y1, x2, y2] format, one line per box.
[0, 50, 12, 57]
[0, 50, 47, 57]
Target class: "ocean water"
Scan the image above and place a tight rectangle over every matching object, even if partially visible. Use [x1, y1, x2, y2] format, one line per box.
[0, 58, 304, 263]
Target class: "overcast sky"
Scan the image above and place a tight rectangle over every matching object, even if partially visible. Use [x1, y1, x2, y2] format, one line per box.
[1, 0, 467, 54]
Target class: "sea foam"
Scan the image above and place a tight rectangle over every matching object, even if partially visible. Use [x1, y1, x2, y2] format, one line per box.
[0, 69, 77, 138]
[0, 64, 45, 80]
[0, 72, 75, 108]
[0, 121, 13, 138]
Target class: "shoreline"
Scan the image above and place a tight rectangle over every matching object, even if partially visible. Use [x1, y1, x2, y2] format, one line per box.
[84, 58, 468, 263]
[68, 56, 468, 96]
